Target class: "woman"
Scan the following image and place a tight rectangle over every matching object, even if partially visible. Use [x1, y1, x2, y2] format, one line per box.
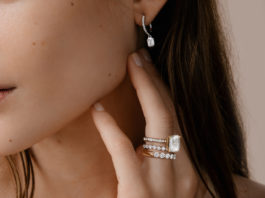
[0, 0, 264, 197]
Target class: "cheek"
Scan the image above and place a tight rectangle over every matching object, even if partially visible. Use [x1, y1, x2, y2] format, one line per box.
[0, 0, 130, 155]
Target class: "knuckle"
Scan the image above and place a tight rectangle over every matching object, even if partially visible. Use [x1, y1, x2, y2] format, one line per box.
[147, 115, 175, 133]
[159, 110, 174, 126]
[146, 110, 174, 130]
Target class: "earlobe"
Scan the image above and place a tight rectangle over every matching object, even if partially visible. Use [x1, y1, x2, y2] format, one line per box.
[133, 0, 167, 26]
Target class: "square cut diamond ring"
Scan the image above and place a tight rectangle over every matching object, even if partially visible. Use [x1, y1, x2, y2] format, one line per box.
[143, 134, 181, 153]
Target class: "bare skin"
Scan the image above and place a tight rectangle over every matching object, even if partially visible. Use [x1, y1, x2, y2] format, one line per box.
[0, 0, 265, 197]
[1, 48, 265, 198]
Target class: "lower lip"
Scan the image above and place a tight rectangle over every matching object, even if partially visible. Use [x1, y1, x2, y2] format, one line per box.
[0, 88, 16, 103]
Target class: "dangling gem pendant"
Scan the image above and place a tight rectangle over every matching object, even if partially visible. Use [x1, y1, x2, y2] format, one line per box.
[142, 15, 155, 48]
[147, 36, 155, 48]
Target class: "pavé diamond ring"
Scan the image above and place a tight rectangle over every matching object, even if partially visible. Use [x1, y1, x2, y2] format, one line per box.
[141, 149, 177, 160]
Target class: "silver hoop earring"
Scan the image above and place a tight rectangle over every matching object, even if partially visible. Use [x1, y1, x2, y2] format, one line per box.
[142, 15, 155, 48]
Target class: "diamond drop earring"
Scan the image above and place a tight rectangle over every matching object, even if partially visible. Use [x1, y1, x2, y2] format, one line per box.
[142, 15, 155, 48]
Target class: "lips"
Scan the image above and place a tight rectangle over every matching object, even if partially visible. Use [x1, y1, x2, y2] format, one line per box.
[0, 87, 16, 91]
[0, 86, 16, 102]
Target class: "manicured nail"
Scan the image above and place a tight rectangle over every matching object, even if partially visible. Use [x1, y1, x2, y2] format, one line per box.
[132, 53, 143, 67]
[141, 49, 152, 62]
[93, 102, 104, 111]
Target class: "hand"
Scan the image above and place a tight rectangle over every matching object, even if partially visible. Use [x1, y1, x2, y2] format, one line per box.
[90, 48, 200, 198]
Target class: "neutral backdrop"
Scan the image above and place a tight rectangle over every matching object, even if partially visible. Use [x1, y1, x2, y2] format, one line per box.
[221, 1, 265, 184]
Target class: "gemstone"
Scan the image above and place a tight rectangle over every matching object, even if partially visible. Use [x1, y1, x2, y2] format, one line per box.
[157, 146, 161, 151]
[162, 147, 166, 151]
[165, 154, 170, 159]
[170, 154, 174, 159]
[160, 153, 165, 158]
[154, 152, 159, 158]
[168, 135, 181, 152]
[147, 36, 155, 47]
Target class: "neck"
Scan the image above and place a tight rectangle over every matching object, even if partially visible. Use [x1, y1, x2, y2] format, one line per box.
[29, 72, 145, 197]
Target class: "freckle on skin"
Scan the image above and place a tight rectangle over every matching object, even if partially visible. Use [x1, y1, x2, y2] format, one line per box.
[8, 139, 12, 143]
[41, 41, 46, 46]
[70, 1, 74, 6]
[108, 73, 111, 77]
[32, 42, 36, 46]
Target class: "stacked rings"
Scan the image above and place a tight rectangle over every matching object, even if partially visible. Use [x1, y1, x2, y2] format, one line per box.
[142, 135, 181, 160]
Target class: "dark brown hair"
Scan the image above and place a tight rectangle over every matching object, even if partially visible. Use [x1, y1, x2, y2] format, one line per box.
[148, 0, 249, 197]
[6, 149, 34, 198]
[5, 0, 248, 197]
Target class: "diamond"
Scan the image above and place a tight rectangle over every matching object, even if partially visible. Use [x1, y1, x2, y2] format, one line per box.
[165, 154, 170, 159]
[168, 135, 181, 152]
[160, 153, 165, 158]
[154, 152, 159, 158]
[147, 36, 155, 47]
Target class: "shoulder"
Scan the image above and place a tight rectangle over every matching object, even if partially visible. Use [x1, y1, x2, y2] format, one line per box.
[233, 174, 265, 198]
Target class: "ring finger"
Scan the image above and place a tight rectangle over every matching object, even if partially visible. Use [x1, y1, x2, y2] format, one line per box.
[127, 50, 176, 194]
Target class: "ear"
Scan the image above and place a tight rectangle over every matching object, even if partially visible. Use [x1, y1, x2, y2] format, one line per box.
[133, 0, 167, 26]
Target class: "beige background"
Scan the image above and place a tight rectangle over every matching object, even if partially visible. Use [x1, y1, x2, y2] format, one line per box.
[221, 1, 265, 184]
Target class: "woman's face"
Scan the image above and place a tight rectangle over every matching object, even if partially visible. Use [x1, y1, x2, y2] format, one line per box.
[0, 0, 137, 155]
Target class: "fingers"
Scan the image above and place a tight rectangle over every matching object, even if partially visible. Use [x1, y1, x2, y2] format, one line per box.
[127, 51, 174, 138]
[138, 48, 182, 134]
[138, 48, 173, 109]
[90, 103, 143, 187]
[128, 49, 176, 193]
[133, 49, 199, 196]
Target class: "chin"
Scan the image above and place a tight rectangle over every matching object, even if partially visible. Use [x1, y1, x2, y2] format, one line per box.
[0, 138, 30, 157]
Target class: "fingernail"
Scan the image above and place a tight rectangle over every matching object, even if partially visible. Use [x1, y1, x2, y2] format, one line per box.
[141, 49, 152, 62]
[93, 102, 104, 111]
[132, 53, 143, 67]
